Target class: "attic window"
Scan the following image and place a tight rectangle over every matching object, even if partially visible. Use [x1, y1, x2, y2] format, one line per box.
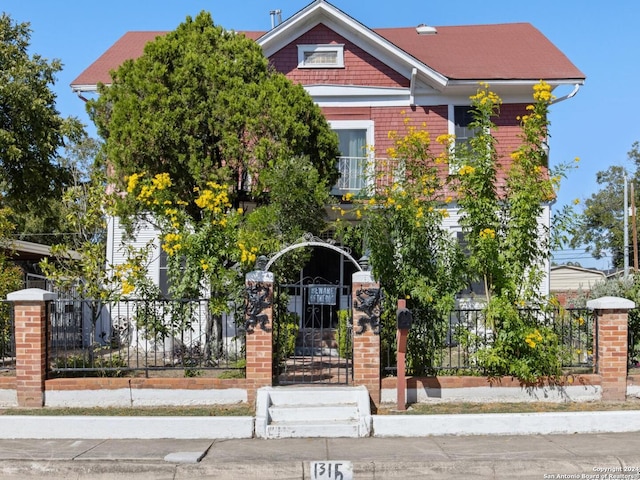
[298, 44, 344, 68]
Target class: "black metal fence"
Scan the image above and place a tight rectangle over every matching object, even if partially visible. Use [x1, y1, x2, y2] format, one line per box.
[0, 300, 15, 373]
[384, 306, 595, 376]
[48, 298, 245, 377]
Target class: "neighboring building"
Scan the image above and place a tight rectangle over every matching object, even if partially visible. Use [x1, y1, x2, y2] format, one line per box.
[549, 265, 606, 306]
[71, 0, 585, 300]
[1, 240, 78, 288]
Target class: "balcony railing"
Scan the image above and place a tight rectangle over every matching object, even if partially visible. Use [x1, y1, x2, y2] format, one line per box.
[332, 156, 367, 195]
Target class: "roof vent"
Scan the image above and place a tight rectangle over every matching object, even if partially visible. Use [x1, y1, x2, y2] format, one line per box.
[270, 9, 282, 29]
[416, 24, 437, 35]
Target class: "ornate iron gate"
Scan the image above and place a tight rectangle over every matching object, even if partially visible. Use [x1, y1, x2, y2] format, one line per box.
[274, 276, 352, 385]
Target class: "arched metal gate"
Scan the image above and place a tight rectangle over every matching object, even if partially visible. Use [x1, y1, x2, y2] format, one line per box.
[274, 276, 352, 384]
[267, 234, 363, 385]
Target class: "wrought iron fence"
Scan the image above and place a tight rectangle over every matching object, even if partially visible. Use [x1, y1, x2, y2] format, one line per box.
[629, 309, 640, 368]
[0, 300, 15, 373]
[383, 306, 594, 376]
[49, 298, 245, 378]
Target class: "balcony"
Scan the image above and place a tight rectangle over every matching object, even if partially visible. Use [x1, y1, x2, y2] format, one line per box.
[331, 156, 367, 196]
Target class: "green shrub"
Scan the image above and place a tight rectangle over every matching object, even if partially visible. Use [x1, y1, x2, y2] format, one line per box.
[336, 310, 352, 359]
[474, 296, 566, 383]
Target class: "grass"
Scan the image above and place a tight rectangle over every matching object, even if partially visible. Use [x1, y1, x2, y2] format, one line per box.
[0, 404, 253, 416]
[379, 398, 640, 415]
[1, 400, 640, 417]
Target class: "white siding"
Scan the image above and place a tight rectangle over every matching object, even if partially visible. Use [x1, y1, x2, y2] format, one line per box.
[550, 266, 605, 292]
[108, 215, 161, 286]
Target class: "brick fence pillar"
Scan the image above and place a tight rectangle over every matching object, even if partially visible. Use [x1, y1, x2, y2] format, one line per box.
[7, 288, 57, 408]
[244, 270, 274, 405]
[587, 296, 635, 401]
[352, 271, 381, 409]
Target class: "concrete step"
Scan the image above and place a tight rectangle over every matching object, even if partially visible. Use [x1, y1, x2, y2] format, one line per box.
[266, 421, 360, 439]
[255, 386, 372, 439]
[265, 386, 365, 406]
[268, 404, 358, 423]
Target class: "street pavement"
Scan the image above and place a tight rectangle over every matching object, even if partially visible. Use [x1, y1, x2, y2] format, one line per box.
[0, 432, 639, 479]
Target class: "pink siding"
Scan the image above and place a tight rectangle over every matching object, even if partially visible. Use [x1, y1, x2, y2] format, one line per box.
[270, 24, 408, 88]
[321, 104, 536, 200]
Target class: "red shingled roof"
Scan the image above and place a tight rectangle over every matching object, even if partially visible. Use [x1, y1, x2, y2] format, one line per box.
[71, 23, 584, 88]
[376, 23, 584, 81]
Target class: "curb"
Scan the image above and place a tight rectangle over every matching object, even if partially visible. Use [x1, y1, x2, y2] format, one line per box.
[1, 411, 640, 439]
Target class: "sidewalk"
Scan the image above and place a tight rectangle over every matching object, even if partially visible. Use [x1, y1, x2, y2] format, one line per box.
[1, 433, 639, 479]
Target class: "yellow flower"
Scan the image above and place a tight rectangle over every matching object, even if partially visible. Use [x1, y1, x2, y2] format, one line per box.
[532, 80, 554, 103]
[573, 198, 580, 205]
[152, 173, 172, 190]
[342, 192, 354, 202]
[121, 281, 134, 296]
[458, 165, 475, 176]
[126, 172, 144, 194]
[479, 228, 495, 239]
[200, 260, 209, 271]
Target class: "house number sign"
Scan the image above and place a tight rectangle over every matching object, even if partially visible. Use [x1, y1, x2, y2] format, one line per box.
[310, 461, 353, 480]
[308, 285, 337, 305]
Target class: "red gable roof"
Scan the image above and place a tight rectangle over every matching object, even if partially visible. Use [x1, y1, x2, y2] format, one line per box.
[376, 23, 584, 81]
[71, 23, 584, 89]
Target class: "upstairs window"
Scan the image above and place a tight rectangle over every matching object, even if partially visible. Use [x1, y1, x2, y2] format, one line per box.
[298, 44, 344, 68]
[330, 120, 373, 196]
[449, 105, 481, 174]
[454, 105, 478, 152]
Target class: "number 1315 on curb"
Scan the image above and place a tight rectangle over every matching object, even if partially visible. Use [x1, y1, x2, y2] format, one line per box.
[310, 461, 353, 480]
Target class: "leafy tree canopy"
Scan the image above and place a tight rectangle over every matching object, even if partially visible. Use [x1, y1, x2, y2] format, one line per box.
[89, 11, 340, 221]
[571, 142, 640, 267]
[0, 14, 84, 219]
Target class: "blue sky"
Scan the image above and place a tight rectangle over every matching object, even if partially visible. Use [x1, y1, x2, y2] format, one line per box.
[3, 1, 637, 269]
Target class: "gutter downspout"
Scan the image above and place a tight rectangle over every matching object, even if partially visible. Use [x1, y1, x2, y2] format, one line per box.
[550, 83, 582, 105]
[75, 92, 89, 103]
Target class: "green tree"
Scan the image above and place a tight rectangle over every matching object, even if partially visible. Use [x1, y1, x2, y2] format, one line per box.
[455, 82, 559, 304]
[0, 14, 84, 228]
[86, 12, 340, 355]
[571, 143, 640, 267]
[453, 82, 573, 381]
[89, 11, 339, 223]
[40, 151, 152, 345]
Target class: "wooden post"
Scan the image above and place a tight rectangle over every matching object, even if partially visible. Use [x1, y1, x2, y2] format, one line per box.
[396, 299, 408, 411]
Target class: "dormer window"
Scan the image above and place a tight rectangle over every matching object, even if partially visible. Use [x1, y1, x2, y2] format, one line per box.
[298, 44, 344, 68]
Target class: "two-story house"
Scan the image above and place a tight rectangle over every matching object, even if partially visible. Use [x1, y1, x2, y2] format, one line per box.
[71, 0, 585, 304]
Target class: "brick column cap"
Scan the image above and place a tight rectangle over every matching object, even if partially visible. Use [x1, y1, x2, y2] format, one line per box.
[7, 288, 57, 302]
[587, 296, 635, 310]
[246, 271, 274, 283]
[353, 271, 375, 283]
